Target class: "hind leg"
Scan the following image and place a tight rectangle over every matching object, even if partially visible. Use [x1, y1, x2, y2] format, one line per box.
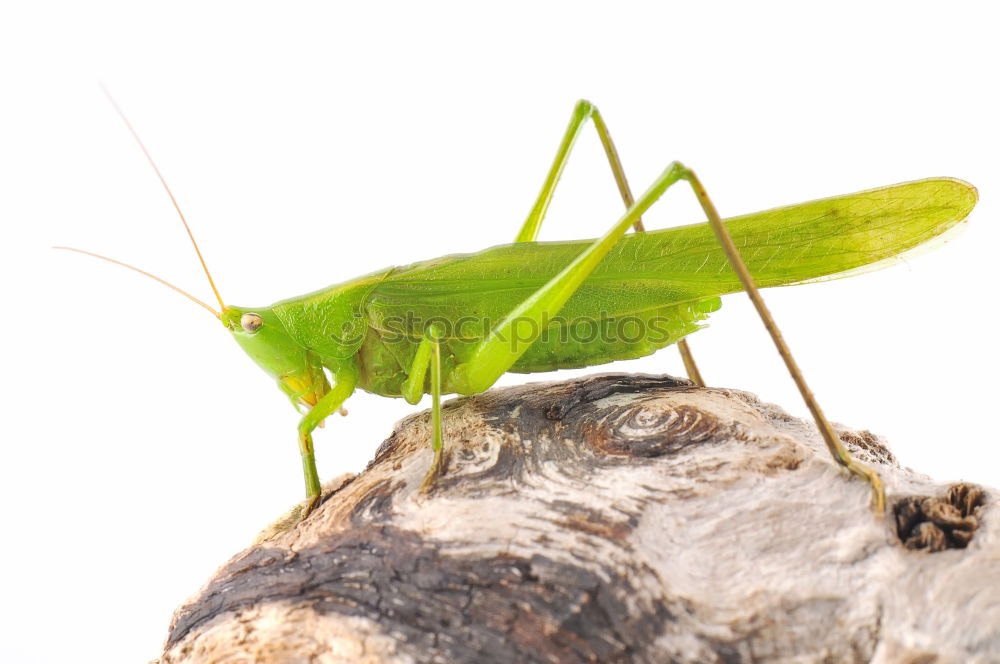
[515, 100, 703, 384]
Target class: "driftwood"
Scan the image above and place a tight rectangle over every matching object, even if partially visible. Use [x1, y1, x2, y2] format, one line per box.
[157, 374, 997, 664]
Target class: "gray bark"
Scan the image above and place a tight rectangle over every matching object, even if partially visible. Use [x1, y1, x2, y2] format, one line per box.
[156, 374, 996, 664]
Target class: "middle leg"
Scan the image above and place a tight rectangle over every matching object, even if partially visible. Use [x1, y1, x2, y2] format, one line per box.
[401, 324, 448, 490]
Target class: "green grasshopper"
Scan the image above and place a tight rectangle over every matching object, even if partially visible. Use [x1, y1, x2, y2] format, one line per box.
[61, 99, 977, 518]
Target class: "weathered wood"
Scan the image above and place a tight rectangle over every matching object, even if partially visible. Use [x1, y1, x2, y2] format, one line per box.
[157, 374, 996, 664]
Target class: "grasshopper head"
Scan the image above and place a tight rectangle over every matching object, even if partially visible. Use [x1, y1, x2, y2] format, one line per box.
[223, 306, 327, 406]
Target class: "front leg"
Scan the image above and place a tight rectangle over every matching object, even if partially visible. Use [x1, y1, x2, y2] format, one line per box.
[296, 364, 358, 517]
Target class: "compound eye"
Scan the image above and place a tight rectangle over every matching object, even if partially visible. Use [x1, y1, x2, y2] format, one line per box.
[240, 312, 264, 334]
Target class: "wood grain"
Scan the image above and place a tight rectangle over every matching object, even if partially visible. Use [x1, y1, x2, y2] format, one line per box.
[157, 374, 997, 664]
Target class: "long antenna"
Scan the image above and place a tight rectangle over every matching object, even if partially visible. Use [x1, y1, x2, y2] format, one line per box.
[54, 246, 221, 317]
[99, 83, 227, 314]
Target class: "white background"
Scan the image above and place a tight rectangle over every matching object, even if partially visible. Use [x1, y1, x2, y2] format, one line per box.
[2, 2, 998, 662]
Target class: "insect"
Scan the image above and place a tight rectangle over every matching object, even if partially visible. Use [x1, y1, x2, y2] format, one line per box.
[60, 98, 977, 518]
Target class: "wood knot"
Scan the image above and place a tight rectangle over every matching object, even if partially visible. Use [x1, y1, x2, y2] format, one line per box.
[835, 428, 897, 466]
[587, 403, 733, 458]
[894, 483, 987, 552]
